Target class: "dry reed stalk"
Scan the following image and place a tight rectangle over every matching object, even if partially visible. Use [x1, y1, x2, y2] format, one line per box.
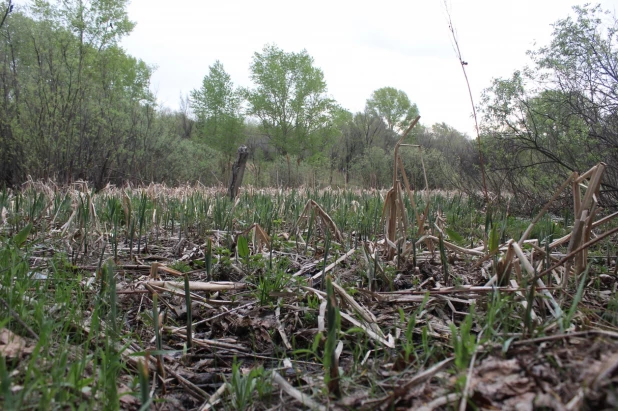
[405, 235, 483, 257]
[275, 302, 292, 350]
[377, 356, 454, 410]
[381, 116, 421, 260]
[331, 282, 384, 338]
[443, 1, 489, 204]
[199, 382, 227, 411]
[293, 199, 344, 244]
[170, 331, 249, 352]
[511, 242, 534, 278]
[339, 311, 395, 347]
[536, 224, 618, 282]
[565, 163, 606, 281]
[145, 281, 246, 292]
[381, 183, 409, 259]
[573, 172, 582, 218]
[397, 155, 418, 223]
[149, 262, 160, 280]
[548, 210, 618, 248]
[308, 248, 356, 280]
[496, 240, 515, 286]
[241, 223, 271, 250]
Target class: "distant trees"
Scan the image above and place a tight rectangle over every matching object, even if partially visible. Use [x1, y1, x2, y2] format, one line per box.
[331, 87, 427, 186]
[335, 109, 392, 184]
[3, 0, 473, 192]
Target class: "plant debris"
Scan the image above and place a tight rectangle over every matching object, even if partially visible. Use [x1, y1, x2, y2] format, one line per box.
[0, 163, 617, 409]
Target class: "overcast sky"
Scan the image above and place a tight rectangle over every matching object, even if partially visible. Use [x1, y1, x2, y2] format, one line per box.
[119, 0, 617, 136]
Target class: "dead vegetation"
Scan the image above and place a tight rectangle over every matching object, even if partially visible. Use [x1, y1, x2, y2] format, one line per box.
[1, 129, 618, 410]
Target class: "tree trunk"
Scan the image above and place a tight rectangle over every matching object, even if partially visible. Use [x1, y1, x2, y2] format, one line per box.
[228, 145, 249, 200]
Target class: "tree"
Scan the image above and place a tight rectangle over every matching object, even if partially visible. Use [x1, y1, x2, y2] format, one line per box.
[334, 109, 393, 183]
[366, 87, 419, 132]
[246, 44, 338, 157]
[0, 1, 13, 31]
[0, 2, 177, 188]
[190, 60, 244, 160]
[481, 4, 618, 203]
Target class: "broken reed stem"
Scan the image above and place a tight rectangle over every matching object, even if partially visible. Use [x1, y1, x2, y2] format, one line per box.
[419, 146, 429, 192]
[397, 154, 420, 227]
[384, 118, 421, 261]
[392, 116, 421, 188]
[535, 225, 618, 283]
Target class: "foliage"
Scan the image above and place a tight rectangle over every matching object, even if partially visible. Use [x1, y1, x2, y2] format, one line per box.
[366, 87, 420, 132]
[0, 3, 220, 188]
[190, 61, 245, 160]
[481, 4, 618, 205]
[246, 44, 340, 158]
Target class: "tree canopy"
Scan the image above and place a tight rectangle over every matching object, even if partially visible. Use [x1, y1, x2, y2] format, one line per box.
[366, 87, 419, 132]
[190, 61, 244, 159]
[481, 4, 618, 200]
[246, 44, 339, 158]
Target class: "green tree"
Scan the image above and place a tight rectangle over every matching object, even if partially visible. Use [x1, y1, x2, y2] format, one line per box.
[0, 2, 168, 188]
[366, 87, 419, 132]
[481, 4, 618, 202]
[334, 109, 394, 183]
[246, 44, 338, 157]
[190, 60, 244, 161]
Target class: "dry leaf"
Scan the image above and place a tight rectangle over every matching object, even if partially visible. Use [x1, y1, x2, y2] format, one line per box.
[0, 328, 34, 358]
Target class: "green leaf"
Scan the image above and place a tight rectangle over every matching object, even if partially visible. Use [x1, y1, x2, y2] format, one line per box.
[502, 336, 517, 354]
[14, 223, 32, 248]
[444, 227, 464, 245]
[488, 224, 499, 253]
[237, 236, 250, 259]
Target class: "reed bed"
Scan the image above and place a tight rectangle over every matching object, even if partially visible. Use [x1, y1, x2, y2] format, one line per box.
[0, 164, 617, 410]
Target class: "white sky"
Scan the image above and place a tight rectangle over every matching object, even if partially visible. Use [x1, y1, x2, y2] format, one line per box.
[120, 0, 617, 136]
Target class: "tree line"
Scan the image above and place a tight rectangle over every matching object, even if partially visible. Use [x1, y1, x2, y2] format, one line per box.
[1, 1, 616, 209]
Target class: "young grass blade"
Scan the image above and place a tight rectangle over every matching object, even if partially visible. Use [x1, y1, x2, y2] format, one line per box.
[320, 231, 331, 291]
[523, 284, 535, 337]
[153, 293, 162, 352]
[237, 235, 249, 260]
[106, 262, 118, 337]
[13, 223, 32, 248]
[325, 275, 341, 398]
[138, 357, 151, 410]
[563, 263, 591, 331]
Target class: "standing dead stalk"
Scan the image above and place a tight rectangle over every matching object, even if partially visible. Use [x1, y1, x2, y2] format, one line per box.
[443, 1, 489, 203]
